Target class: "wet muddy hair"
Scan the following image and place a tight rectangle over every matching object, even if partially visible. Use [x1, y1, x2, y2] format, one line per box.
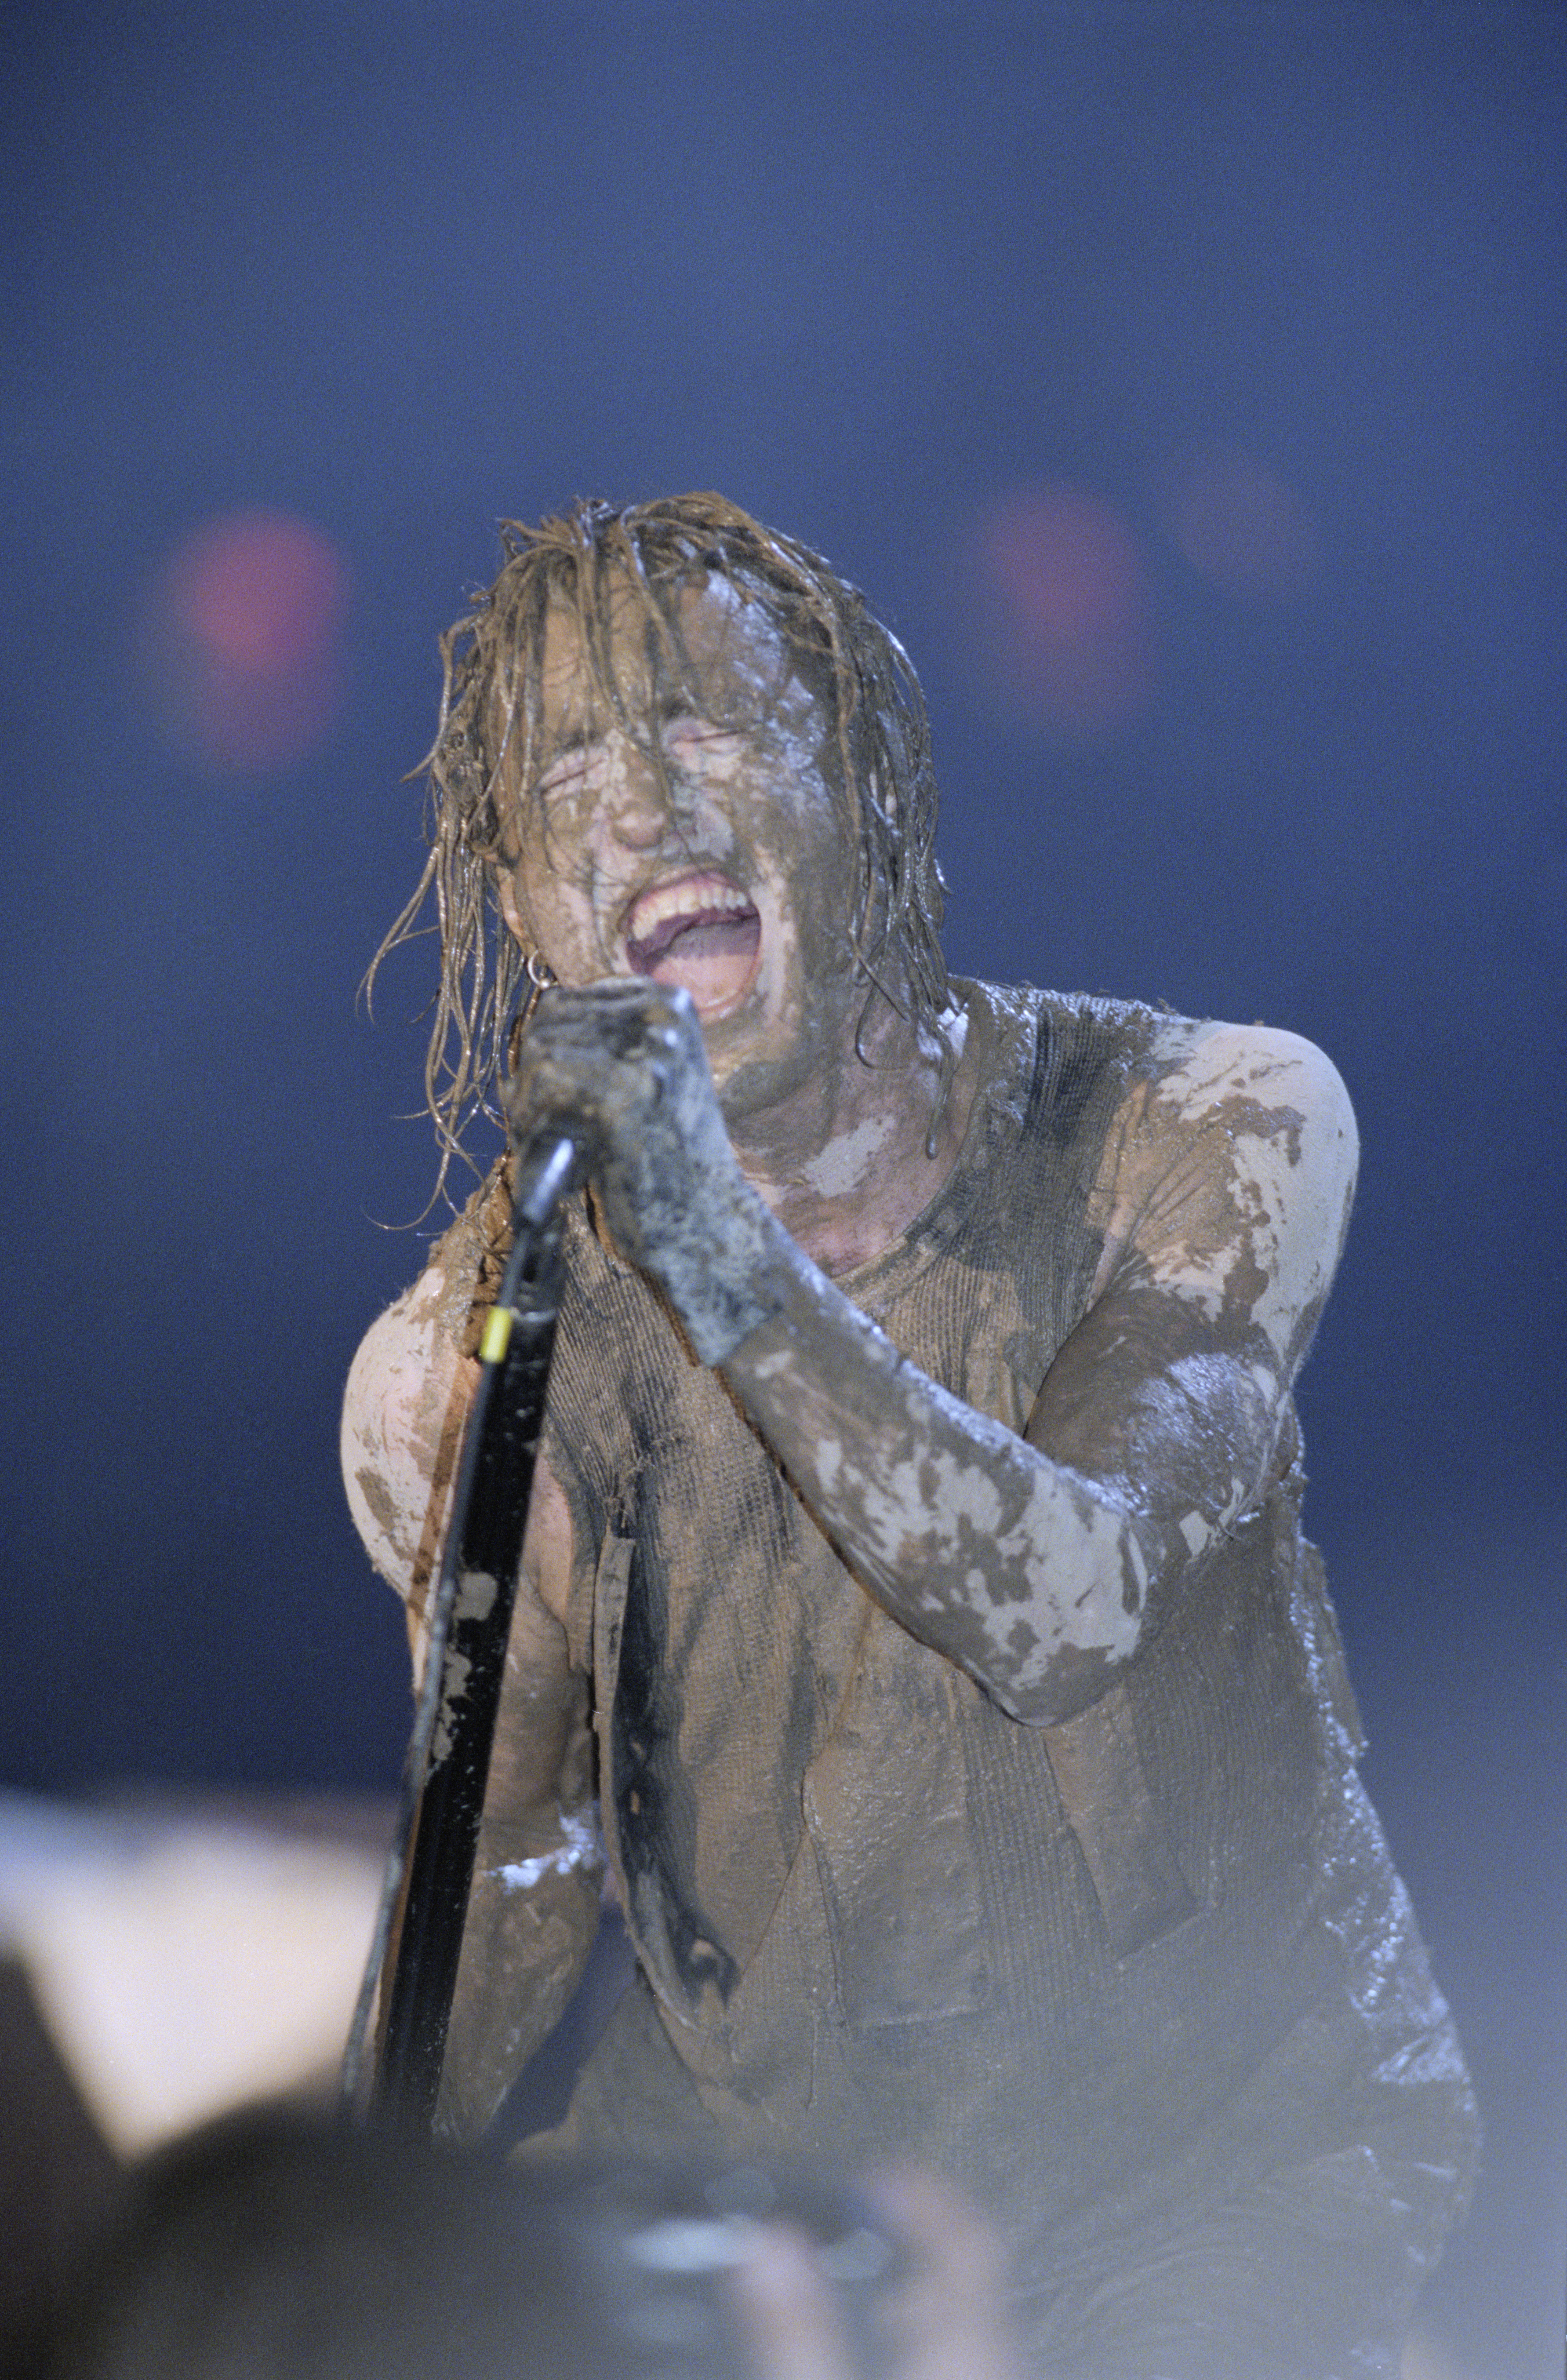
[370, 491, 948, 1193]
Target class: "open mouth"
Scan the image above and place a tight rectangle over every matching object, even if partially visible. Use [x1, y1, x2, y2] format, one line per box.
[624, 872, 762, 1015]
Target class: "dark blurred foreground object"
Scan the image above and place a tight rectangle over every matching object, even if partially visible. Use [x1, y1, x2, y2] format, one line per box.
[0, 1958, 121, 2372]
[25, 2108, 1016, 2380]
[29, 2112, 586, 2380]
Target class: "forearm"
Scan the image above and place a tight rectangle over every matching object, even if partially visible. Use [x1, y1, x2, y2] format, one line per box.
[716, 1241, 1162, 1724]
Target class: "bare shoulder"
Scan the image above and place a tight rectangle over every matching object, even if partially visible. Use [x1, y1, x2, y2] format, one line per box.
[1086, 1012, 1359, 1375]
[340, 1192, 578, 1641]
[340, 1221, 483, 1612]
[1147, 1015, 1356, 1150]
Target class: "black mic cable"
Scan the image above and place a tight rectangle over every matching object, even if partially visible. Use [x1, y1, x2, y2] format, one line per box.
[341, 1128, 585, 2132]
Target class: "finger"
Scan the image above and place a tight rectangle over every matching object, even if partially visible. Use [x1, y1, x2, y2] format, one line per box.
[860, 2168, 1022, 2380]
[538, 977, 694, 1025]
[866, 2167, 1005, 2283]
[726, 2223, 857, 2380]
[524, 984, 695, 1065]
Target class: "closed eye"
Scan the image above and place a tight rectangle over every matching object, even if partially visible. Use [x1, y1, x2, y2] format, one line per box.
[663, 714, 746, 766]
[531, 714, 744, 812]
[534, 743, 607, 809]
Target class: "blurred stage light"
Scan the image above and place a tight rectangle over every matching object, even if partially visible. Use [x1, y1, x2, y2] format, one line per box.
[1157, 446, 1320, 602]
[971, 484, 1154, 736]
[141, 510, 349, 773]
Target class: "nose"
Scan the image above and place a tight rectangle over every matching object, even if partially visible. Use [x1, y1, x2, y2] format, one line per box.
[602, 736, 681, 853]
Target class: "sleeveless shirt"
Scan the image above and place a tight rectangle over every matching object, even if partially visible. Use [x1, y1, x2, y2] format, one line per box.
[462, 981, 1475, 2346]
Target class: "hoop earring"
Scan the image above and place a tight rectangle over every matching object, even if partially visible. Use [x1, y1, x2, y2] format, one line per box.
[506, 951, 557, 1074]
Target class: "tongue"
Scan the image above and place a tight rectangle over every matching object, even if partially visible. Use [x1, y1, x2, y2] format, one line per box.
[629, 910, 760, 1011]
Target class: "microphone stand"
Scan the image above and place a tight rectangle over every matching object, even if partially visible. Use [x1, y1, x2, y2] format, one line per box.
[342, 1134, 579, 2135]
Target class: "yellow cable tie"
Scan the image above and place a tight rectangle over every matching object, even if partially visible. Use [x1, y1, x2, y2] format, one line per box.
[479, 1306, 514, 1364]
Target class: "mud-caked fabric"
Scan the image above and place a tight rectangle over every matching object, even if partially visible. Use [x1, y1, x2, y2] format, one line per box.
[460, 981, 1477, 2374]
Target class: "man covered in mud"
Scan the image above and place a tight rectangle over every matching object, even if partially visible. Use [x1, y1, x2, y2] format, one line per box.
[342, 495, 1476, 2376]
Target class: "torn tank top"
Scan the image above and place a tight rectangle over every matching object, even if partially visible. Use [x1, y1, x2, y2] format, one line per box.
[500, 980, 1467, 2243]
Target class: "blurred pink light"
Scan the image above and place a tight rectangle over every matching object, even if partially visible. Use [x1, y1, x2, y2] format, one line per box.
[143, 510, 349, 772]
[974, 485, 1154, 734]
[1159, 447, 1319, 602]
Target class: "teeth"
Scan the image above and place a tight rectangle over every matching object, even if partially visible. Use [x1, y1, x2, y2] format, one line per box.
[628, 875, 751, 944]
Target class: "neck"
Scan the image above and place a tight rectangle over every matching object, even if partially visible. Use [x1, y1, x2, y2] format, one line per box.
[727, 990, 976, 1275]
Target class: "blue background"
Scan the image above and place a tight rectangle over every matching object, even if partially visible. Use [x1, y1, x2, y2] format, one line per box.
[6, 5, 1563, 2366]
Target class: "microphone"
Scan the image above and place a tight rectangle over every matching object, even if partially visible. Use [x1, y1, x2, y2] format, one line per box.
[510, 1124, 587, 1232]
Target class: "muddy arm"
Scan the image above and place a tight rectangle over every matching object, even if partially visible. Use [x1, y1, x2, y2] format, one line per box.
[718, 1022, 1357, 1724]
[497, 985, 1355, 1724]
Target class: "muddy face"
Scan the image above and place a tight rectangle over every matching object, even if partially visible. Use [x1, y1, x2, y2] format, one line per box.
[497, 574, 862, 1123]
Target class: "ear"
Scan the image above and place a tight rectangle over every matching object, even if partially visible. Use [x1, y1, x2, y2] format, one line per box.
[495, 865, 531, 951]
